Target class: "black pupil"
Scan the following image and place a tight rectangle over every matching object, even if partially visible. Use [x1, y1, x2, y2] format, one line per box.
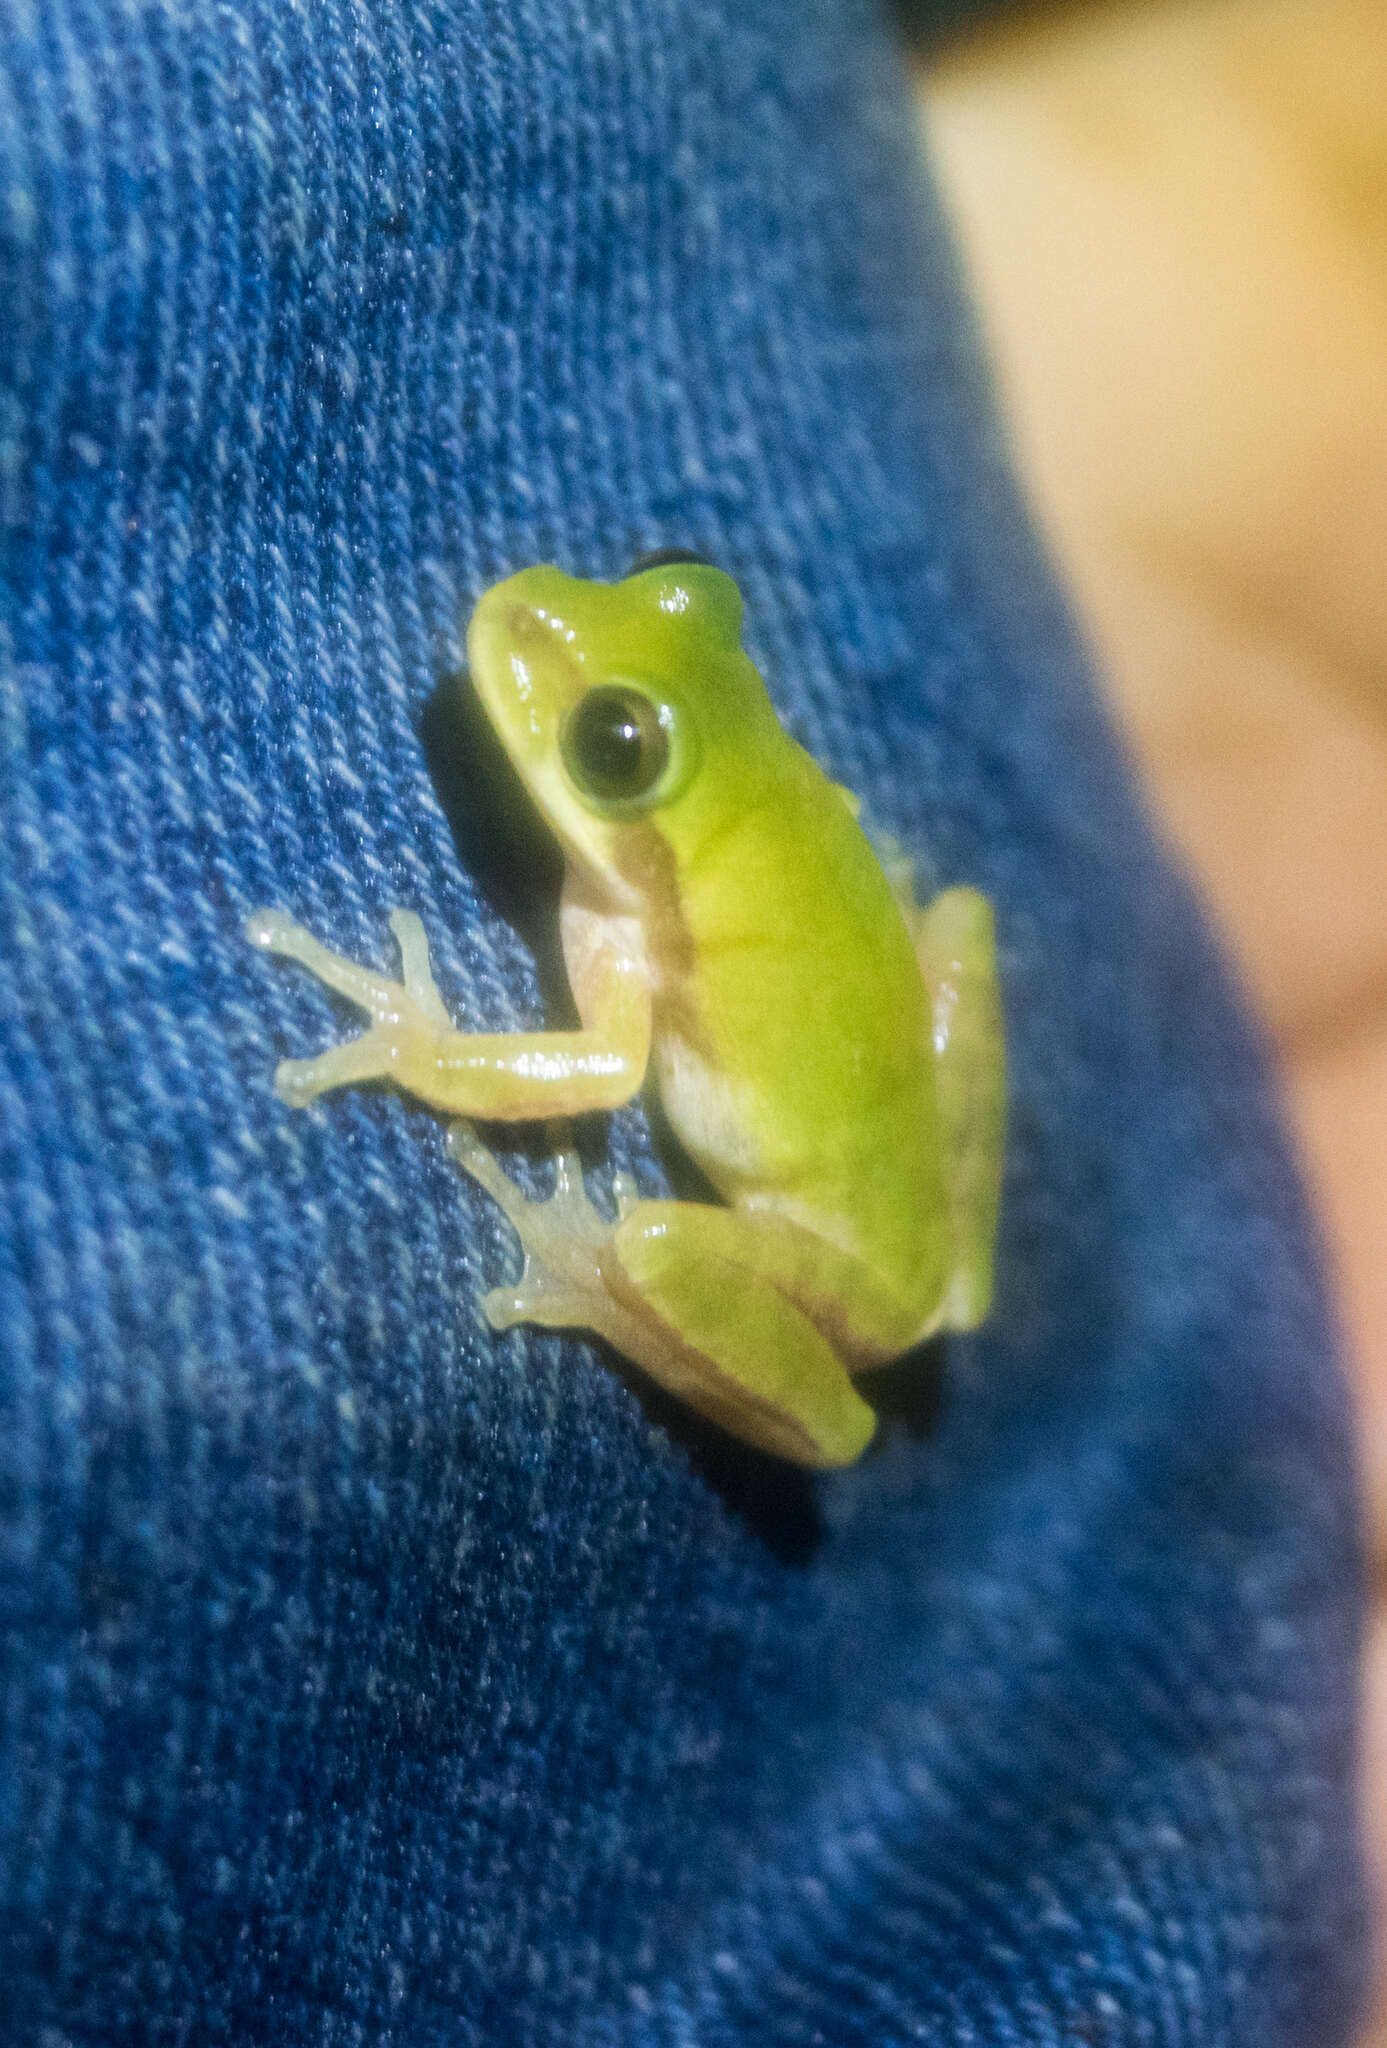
[565, 687, 668, 802]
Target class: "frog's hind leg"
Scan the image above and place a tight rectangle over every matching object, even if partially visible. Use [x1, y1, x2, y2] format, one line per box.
[912, 886, 1006, 1331]
[605, 1204, 878, 1467]
[448, 1124, 875, 1467]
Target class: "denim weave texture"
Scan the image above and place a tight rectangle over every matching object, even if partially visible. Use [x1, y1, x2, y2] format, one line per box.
[0, 0, 1366, 2042]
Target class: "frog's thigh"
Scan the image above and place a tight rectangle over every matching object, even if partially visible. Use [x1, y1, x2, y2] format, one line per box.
[914, 885, 1006, 1330]
[609, 1206, 876, 1469]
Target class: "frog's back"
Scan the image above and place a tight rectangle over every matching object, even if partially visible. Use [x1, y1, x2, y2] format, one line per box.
[647, 741, 948, 1312]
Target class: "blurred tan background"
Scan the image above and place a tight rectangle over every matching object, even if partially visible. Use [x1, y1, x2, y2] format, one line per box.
[915, 0, 1387, 2035]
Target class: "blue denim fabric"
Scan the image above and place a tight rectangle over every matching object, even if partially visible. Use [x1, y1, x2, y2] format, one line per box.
[0, 0, 1365, 2041]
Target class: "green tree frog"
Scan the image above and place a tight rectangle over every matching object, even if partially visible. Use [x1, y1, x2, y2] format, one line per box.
[247, 560, 1005, 1467]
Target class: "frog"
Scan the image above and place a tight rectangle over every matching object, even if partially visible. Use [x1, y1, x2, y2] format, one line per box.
[246, 558, 1005, 1467]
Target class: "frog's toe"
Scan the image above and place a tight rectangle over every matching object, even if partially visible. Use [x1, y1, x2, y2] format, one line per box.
[248, 907, 416, 1018]
[547, 1129, 589, 1207]
[447, 1121, 531, 1223]
[387, 910, 451, 1026]
[480, 1281, 530, 1330]
[272, 1026, 398, 1106]
[246, 905, 334, 970]
[273, 1051, 339, 1108]
[245, 906, 295, 954]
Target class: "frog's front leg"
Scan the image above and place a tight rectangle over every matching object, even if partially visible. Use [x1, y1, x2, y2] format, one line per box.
[912, 885, 1006, 1331]
[246, 907, 651, 1119]
[448, 1126, 877, 1468]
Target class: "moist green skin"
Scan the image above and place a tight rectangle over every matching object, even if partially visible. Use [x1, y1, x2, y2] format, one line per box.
[246, 562, 1005, 1465]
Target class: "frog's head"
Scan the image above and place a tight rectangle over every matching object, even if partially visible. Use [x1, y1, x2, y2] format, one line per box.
[465, 558, 781, 901]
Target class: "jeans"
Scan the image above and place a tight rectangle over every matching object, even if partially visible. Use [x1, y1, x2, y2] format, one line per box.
[0, 0, 1365, 2040]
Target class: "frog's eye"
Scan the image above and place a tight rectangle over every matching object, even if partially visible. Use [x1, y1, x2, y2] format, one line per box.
[561, 684, 672, 807]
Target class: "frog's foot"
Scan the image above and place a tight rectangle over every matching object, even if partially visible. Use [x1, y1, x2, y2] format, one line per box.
[450, 1125, 875, 1466]
[448, 1121, 639, 1336]
[246, 907, 451, 1107]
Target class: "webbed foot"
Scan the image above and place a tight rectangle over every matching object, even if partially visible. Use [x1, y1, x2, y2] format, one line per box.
[246, 907, 450, 1106]
[447, 1121, 620, 1331]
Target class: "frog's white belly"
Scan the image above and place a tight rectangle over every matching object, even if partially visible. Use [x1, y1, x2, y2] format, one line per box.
[653, 1031, 764, 1183]
[654, 1028, 896, 1283]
